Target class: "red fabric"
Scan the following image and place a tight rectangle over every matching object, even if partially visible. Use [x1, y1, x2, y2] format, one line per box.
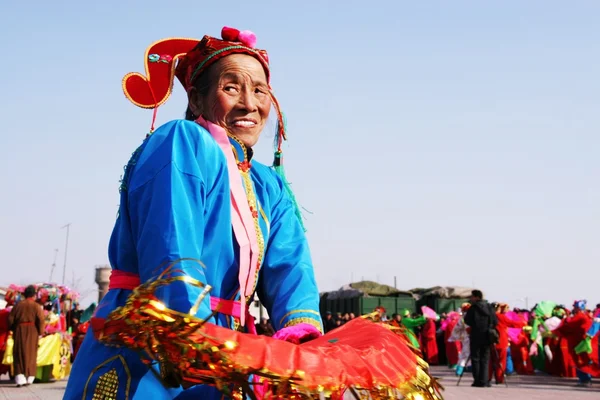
[545, 336, 560, 376]
[175, 29, 270, 91]
[0, 310, 9, 351]
[489, 313, 525, 382]
[497, 313, 526, 349]
[444, 318, 460, 365]
[109, 270, 141, 290]
[421, 319, 439, 365]
[123, 38, 201, 109]
[123, 28, 270, 111]
[72, 321, 89, 361]
[0, 309, 10, 375]
[103, 273, 260, 335]
[99, 316, 421, 391]
[558, 335, 577, 377]
[556, 312, 600, 377]
[197, 319, 420, 390]
[210, 297, 241, 318]
[510, 332, 534, 375]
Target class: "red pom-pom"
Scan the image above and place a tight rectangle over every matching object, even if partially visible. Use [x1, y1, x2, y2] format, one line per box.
[221, 26, 240, 42]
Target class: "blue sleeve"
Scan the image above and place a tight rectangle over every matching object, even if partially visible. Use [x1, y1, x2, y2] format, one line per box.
[127, 121, 222, 319]
[257, 172, 323, 332]
[588, 320, 600, 337]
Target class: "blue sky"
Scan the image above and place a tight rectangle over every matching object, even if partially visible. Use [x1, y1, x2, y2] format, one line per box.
[0, 1, 598, 309]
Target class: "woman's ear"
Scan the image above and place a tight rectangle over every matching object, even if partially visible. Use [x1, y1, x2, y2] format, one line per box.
[187, 87, 203, 118]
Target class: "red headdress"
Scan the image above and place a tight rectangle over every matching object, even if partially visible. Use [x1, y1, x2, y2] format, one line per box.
[122, 27, 305, 232]
[122, 27, 285, 147]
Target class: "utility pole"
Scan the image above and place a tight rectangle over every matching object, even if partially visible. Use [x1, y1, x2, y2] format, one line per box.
[61, 223, 71, 285]
[49, 248, 59, 282]
[394, 276, 397, 289]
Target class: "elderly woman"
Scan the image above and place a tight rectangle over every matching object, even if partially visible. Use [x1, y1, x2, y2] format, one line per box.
[64, 27, 322, 400]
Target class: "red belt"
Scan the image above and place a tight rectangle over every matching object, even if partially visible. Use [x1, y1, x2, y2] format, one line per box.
[108, 270, 140, 291]
[102, 270, 256, 333]
[19, 322, 34, 326]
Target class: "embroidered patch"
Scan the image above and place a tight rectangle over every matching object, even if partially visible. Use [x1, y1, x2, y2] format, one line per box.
[92, 368, 118, 399]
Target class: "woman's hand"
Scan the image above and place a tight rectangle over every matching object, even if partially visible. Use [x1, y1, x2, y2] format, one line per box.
[272, 323, 322, 345]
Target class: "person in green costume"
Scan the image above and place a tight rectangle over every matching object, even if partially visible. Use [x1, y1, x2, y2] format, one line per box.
[401, 309, 428, 349]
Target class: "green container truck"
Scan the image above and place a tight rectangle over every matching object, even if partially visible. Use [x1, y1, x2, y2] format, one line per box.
[320, 296, 416, 317]
[417, 297, 470, 314]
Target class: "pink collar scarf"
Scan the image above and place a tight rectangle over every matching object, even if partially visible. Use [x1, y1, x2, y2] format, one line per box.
[195, 117, 260, 326]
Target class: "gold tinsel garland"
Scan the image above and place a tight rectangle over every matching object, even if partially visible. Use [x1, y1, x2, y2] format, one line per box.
[93, 268, 444, 400]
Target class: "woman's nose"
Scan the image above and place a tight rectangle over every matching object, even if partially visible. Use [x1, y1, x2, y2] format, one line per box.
[238, 88, 257, 111]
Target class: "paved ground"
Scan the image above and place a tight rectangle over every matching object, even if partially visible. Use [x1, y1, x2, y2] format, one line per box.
[0, 368, 598, 399]
[0, 378, 67, 400]
[431, 365, 600, 399]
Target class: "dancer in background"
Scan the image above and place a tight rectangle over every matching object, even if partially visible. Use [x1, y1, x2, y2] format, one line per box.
[400, 309, 427, 349]
[556, 300, 599, 387]
[421, 316, 439, 365]
[490, 303, 526, 384]
[449, 303, 471, 376]
[443, 311, 461, 369]
[8, 285, 45, 387]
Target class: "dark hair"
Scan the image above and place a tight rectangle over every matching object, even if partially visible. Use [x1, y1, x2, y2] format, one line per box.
[184, 63, 217, 121]
[24, 285, 36, 299]
[471, 290, 483, 299]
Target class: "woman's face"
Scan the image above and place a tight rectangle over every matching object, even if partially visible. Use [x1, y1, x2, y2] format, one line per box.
[190, 54, 271, 148]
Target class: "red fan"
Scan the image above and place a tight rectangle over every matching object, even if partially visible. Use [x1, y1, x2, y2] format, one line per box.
[93, 276, 443, 399]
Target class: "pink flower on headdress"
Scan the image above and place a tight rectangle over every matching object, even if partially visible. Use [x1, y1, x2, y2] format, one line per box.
[238, 30, 257, 48]
[221, 26, 257, 48]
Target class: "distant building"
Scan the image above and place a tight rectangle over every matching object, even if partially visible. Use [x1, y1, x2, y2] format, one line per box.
[95, 265, 111, 303]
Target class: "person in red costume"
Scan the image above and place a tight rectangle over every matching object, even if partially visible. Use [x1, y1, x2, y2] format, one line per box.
[0, 308, 11, 376]
[421, 318, 439, 365]
[442, 312, 461, 368]
[72, 321, 89, 361]
[555, 307, 577, 377]
[490, 303, 526, 384]
[545, 306, 575, 377]
[555, 300, 599, 387]
[510, 326, 534, 375]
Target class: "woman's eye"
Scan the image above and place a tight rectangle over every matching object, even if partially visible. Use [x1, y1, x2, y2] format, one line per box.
[224, 86, 239, 92]
[255, 88, 266, 95]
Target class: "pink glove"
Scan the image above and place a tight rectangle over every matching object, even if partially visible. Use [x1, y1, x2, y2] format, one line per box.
[272, 323, 322, 344]
[254, 324, 321, 399]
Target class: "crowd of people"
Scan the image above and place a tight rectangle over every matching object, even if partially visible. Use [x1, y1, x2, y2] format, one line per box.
[414, 291, 599, 388]
[323, 311, 357, 332]
[319, 290, 600, 389]
[0, 284, 87, 387]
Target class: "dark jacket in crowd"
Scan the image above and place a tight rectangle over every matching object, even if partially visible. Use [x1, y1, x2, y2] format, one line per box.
[465, 300, 498, 344]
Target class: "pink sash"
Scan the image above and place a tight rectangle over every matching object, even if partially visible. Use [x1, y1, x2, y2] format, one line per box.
[195, 117, 260, 326]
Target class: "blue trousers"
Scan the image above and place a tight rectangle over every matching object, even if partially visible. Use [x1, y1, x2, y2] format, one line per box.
[505, 347, 514, 374]
[576, 369, 592, 383]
